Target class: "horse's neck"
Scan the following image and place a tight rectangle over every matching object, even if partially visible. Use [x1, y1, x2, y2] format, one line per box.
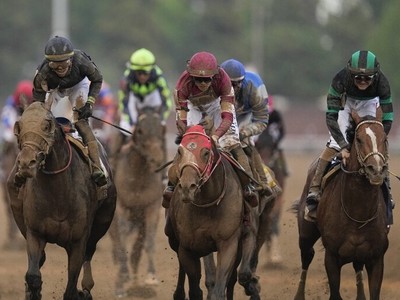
[45, 133, 70, 170]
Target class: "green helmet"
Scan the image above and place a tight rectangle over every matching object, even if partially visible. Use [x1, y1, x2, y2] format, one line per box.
[347, 50, 380, 75]
[129, 48, 155, 72]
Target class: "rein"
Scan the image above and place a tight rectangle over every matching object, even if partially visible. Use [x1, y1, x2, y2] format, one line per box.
[41, 135, 73, 175]
[190, 157, 227, 208]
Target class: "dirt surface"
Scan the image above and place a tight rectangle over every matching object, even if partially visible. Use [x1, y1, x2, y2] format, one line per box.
[1, 153, 400, 300]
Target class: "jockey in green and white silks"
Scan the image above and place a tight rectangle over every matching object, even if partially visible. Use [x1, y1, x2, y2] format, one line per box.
[118, 48, 172, 134]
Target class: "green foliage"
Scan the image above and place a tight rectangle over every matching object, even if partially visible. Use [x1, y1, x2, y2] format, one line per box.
[0, 0, 396, 104]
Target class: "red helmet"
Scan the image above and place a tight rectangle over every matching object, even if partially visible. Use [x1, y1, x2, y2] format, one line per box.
[13, 80, 33, 107]
[187, 52, 219, 77]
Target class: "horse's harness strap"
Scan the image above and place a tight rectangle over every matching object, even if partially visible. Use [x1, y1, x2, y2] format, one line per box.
[19, 131, 51, 154]
[190, 158, 227, 208]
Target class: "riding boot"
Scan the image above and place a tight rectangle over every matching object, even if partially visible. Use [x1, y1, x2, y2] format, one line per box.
[251, 148, 276, 198]
[231, 145, 259, 207]
[87, 141, 107, 187]
[304, 158, 330, 222]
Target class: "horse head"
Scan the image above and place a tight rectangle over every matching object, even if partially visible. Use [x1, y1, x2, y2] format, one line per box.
[175, 124, 220, 203]
[13, 99, 61, 179]
[349, 109, 388, 185]
[132, 107, 165, 169]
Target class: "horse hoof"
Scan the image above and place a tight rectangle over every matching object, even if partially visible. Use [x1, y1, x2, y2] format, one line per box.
[144, 273, 160, 286]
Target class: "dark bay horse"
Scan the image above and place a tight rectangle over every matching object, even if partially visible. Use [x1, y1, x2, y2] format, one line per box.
[294, 111, 389, 300]
[255, 117, 288, 264]
[7, 99, 117, 300]
[108, 106, 165, 296]
[165, 124, 247, 300]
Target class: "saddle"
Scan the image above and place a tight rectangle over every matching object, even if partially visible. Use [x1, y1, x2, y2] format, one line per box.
[320, 157, 341, 190]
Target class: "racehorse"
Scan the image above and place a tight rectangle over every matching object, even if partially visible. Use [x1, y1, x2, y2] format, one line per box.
[7, 98, 117, 300]
[255, 127, 288, 264]
[108, 106, 165, 296]
[165, 124, 245, 300]
[294, 110, 389, 300]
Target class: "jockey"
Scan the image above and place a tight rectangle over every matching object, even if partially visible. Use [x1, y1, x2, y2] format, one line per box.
[162, 51, 259, 208]
[220, 59, 281, 198]
[305, 50, 393, 222]
[0, 80, 33, 179]
[109, 48, 172, 171]
[30, 35, 107, 186]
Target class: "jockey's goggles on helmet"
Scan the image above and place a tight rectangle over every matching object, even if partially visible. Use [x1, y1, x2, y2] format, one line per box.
[231, 79, 243, 87]
[193, 76, 213, 83]
[353, 74, 375, 83]
[48, 59, 71, 71]
[135, 70, 151, 76]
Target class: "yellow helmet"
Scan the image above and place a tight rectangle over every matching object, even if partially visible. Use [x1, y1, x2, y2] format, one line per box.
[129, 48, 155, 72]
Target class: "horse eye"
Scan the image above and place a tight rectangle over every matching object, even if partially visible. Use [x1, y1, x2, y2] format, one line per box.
[201, 148, 210, 162]
[41, 120, 52, 132]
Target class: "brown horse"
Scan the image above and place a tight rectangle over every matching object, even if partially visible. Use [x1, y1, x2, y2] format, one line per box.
[7, 99, 117, 300]
[294, 110, 389, 300]
[255, 128, 288, 264]
[108, 106, 165, 296]
[165, 124, 248, 300]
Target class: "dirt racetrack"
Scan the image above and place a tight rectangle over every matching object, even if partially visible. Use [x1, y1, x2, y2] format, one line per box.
[1, 152, 400, 300]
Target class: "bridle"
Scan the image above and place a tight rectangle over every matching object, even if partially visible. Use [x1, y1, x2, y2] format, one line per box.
[341, 119, 388, 176]
[178, 130, 225, 207]
[339, 119, 387, 227]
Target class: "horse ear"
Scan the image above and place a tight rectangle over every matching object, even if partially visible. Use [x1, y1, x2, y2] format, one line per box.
[376, 106, 383, 121]
[351, 109, 362, 124]
[44, 92, 54, 111]
[19, 94, 30, 112]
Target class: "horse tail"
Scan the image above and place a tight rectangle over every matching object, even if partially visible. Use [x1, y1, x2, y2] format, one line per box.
[289, 199, 300, 214]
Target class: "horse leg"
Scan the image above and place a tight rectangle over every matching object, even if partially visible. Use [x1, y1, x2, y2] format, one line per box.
[108, 212, 129, 296]
[238, 208, 260, 298]
[365, 257, 384, 300]
[294, 210, 320, 300]
[7, 165, 27, 238]
[63, 241, 87, 300]
[178, 247, 203, 300]
[174, 262, 187, 300]
[212, 235, 241, 300]
[130, 213, 145, 285]
[25, 233, 46, 300]
[203, 253, 216, 299]
[143, 202, 161, 285]
[352, 262, 366, 300]
[324, 250, 343, 300]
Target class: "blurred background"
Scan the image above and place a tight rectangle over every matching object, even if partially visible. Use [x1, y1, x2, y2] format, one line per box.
[1, 0, 399, 152]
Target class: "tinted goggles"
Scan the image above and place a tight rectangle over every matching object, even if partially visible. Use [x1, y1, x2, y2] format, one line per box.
[193, 76, 213, 83]
[231, 80, 243, 87]
[48, 59, 71, 70]
[354, 74, 375, 82]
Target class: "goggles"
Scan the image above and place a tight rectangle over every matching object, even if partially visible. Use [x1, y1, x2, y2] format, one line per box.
[353, 74, 375, 82]
[231, 80, 243, 87]
[193, 76, 213, 83]
[48, 59, 71, 70]
[135, 70, 151, 76]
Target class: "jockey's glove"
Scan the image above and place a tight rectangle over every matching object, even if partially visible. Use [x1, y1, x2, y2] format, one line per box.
[78, 102, 93, 120]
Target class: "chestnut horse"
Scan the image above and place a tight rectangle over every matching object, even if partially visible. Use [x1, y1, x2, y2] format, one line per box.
[294, 110, 389, 300]
[108, 106, 165, 296]
[7, 98, 116, 300]
[165, 124, 251, 300]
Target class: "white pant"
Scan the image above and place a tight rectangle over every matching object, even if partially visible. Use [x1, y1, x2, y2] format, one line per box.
[187, 99, 240, 150]
[328, 97, 380, 150]
[119, 89, 162, 134]
[47, 78, 90, 123]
